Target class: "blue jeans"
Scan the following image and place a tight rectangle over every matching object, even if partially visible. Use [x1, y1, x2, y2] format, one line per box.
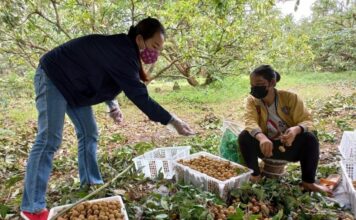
[21, 66, 103, 213]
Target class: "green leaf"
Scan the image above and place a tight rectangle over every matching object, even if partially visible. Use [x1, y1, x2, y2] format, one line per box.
[0, 204, 10, 218]
[272, 209, 283, 220]
[5, 175, 23, 188]
[227, 207, 244, 220]
[155, 214, 168, 219]
[250, 214, 262, 220]
[161, 198, 169, 210]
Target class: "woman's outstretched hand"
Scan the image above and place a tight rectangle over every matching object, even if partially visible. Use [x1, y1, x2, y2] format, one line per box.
[109, 107, 124, 124]
[168, 116, 195, 136]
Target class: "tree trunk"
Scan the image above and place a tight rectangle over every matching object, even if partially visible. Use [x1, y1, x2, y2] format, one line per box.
[203, 72, 216, 85]
[187, 76, 199, 86]
[172, 61, 200, 87]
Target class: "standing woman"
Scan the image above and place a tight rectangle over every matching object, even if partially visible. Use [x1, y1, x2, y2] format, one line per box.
[238, 65, 331, 195]
[21, 17, 194, 220]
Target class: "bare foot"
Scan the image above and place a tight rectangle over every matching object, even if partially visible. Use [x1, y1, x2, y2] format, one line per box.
[301, 182, 333, 196]
[250, 175, 262, 183]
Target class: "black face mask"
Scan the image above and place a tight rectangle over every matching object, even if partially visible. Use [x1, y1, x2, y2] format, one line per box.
[250, 85, 268, 99]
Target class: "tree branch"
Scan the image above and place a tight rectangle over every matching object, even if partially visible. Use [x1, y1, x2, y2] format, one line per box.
[35, 7, 71, 39]
[26, 41, 48, 52]
[130, 0, 135, 26]
[29, 20, 61, 44]
[159, 74, 190, 79]
[51, 0, 60, 26]
[19, 11, 38, 25]
[15, 42, 36, 68]
[148, 59, 179, 81]
[91, 1, 96, 32]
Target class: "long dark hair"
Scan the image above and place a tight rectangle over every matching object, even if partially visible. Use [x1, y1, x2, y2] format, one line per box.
[250, 65, 281, 83]
[128, 17, 165, 82]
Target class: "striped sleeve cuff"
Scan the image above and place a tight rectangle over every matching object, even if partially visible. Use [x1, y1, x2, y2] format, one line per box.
[298, 124, 308, 133]
[250, 128, 262, 137]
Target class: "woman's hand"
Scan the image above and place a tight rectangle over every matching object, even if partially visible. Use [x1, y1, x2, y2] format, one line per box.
[256, 133, 273, 157]
[280, 126, 302, 146]
[109, 107, 123, 124]
[168, 116, 195, 136]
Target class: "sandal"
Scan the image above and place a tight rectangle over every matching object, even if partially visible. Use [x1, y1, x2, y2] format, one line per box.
[319, 174, 341, 191]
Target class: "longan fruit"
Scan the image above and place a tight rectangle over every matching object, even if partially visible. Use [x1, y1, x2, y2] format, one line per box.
[114, 212, 120, 218]
[77, 204, 85, 211]
[251, 206, 260, 213]
[261, 204, 270, 216]
[72, 210, 80, 217]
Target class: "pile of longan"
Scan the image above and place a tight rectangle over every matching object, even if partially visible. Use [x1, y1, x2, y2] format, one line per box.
[177, 156, 246, 181]
[209, 204, 236, 220]
[246, 197, 272, 217]
[57, 200, 125, 220]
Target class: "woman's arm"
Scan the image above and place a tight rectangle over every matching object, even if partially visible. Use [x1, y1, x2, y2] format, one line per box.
[244, 96, 263, 137]
[288, 93, 314, 132]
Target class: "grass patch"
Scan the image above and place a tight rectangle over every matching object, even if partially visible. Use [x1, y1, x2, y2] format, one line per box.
[149, 75, 250, 104]
[149, 71, 356, 104]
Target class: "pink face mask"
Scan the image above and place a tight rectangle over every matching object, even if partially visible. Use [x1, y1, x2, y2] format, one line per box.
[140, 46, 159, 64]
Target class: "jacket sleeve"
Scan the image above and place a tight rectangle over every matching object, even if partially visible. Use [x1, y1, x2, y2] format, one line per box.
[288, 93, 314, 132]
[244, 96, 262, 137]
[109, 47, 172, 125]
[105, 99, 119, 111]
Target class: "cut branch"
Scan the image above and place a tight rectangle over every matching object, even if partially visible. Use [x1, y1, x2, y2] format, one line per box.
[49, 164, 134, 220]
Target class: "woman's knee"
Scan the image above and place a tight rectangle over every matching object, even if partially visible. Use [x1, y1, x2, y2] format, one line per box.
[32, 133, 62, 153]
[238, 130, 258, 151]
[76, 130, 98, 141]
[303, 132, 319, 145]
[76, 125, 98, 142]
[238, 130, 253, 143]
[297, 132, 319, 152]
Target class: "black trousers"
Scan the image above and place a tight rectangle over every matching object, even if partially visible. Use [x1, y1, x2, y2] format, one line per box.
[238, 130, 319, 183]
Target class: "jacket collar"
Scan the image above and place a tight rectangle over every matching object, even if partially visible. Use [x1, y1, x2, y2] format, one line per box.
[127, 34, 140, 58]
[255, 89, 279, 106]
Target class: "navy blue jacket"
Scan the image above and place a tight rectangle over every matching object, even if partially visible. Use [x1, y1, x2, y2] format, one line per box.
[40, 34, 171, 125]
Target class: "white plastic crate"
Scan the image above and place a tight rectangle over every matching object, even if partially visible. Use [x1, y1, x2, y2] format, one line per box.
[48, 196, 129, 220]
[338, 131, 356, 159]
[340, 159, 356, 215]
[133, 146, 191, 179]
[173, 151, 253, 200]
